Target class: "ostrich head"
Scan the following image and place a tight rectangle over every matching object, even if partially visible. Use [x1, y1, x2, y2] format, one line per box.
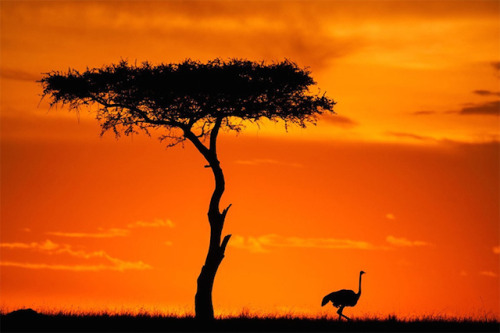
[360, 271, 366, 275]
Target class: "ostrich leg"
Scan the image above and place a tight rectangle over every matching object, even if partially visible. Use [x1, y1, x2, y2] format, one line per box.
[337, 306, 350, 321]
[337, 306, 344, 321]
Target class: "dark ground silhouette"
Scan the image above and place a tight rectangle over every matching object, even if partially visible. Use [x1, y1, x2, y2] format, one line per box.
[1, 309, 498, 332]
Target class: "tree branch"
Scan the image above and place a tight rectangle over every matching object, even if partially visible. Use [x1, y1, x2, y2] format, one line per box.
[183, 128, 211, 162]
[210, 117, 223, 155]
[109, 100, 182, 125]
[221, 204, 232, 220]
[220, 234, 232, 253]
[93, 97, 174, 127]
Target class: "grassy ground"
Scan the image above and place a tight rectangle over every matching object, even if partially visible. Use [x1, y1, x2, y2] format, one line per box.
[1, 309, 498, 332]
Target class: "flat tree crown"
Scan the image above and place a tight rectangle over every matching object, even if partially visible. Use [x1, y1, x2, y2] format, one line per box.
[41, 59, 335, 142]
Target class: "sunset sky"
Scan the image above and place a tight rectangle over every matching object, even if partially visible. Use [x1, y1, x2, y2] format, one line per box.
[1, 0, 499, 319]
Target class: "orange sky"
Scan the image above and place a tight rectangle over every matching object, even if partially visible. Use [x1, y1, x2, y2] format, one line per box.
[1, 0, 499, 319]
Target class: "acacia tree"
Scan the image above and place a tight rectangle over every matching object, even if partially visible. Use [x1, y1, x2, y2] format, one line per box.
[40, 59, 335, 319]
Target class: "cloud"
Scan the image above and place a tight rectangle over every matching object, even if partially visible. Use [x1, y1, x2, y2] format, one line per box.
[230, 235, 269, 253]
[320, 114, 358, 128]
[385, 213, 396, 220]
[491, 62, 500, 72]
[473, 90, 500, 97]
[21, 1, 359, 71]
[479, 271, 498, 278]
[493, 246, 500, 254]
[0, 242, 35, 249]
[385, 131, 437, 142]
[458, 101, 500, 116]
[128, 218, 175, 228]
[234, 159, 303, 168]
[412, 99, 500, 117]
[386, 235, 430, 247]
[47, 228, 130, 238]
[0, 261, 150, 272]
[229, 234, 378, 253]
[0, 68, 41, 82]
[141, 4, 361, 69]
[0, 240, 151, 271]
[412, 110, 437, 116]
[231, 234, 432, 253]
[0, 240, 59, 251]
[47, 218, 174, 238]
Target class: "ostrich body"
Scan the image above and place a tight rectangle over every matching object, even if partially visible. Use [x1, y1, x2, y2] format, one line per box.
[322, 271, 365, 321]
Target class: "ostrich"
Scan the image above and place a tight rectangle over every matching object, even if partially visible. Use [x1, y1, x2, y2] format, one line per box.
[321, 271, 365, 321]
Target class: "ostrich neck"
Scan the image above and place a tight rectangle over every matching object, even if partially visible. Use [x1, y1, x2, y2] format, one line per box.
[357, 273, 363, 296]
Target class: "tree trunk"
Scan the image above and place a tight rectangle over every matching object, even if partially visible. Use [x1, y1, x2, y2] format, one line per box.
[183, 119, 230, 320]
[194, 157, 231, 320]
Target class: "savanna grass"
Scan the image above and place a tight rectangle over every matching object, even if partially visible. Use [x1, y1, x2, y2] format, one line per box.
[1, 309, 498, 332]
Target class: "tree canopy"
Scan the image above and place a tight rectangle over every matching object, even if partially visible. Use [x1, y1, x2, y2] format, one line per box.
[41, 59, 335, 145]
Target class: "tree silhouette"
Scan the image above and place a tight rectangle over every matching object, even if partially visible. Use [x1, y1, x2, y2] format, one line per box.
[40, 59, 335, 320]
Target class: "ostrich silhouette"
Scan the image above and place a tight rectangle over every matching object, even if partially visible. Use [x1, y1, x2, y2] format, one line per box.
[321, 271, 365, 321]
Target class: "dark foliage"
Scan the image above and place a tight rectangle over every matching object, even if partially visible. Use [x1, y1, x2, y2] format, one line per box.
[40, 59, 335, 145]
[1, 312, 498, 332]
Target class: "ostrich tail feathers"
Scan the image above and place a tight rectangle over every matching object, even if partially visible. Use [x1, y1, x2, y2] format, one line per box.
[321, 295, 330, 306]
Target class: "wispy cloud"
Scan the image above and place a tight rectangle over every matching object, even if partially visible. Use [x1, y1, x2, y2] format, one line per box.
[0, 240, 151, 272]
[47, 228, 130, 238]
[385, 131, 437, 142]
[473, 90, 500, 97]
[47, 218, 174, 238]
[412, 110, 438, 116]
[491, 61, 500, 73]
[493, 246, 500, 255]
[230, 235, 270, 253]
[0, 67, 41, 82]
[386, 235, 431, 247]
[128, 218, 175, 228]
[229, 234, 378, 253]
[458, 101, 500, 116]
[479, 271, 498, 278]
[320, 114, 358, 128]
[412, 98, 500, 117]
[0, 261, 150, 272]
[230, 234, 432, 253]
[234, 159, 303, 168]
[0, 240, 59, 250]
